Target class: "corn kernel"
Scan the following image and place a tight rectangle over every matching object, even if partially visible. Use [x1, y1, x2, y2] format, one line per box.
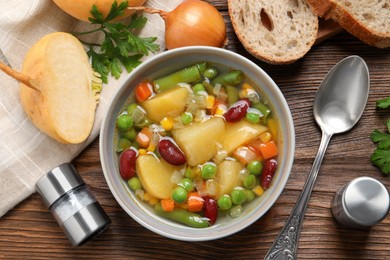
[260, 132, 272, 143]
[238, 89, 248, 99]
[252, 185, 264, 196]
[138, 148, 147, 155]
[206, 95, 215, 109]
[148, 197, 158, 206]
[214, 105, 227, 116]
[242, 82, 254, 90]
[147, 144, 156, 152]
[143, 193, 158, 206]
[160, 117, 174, 131]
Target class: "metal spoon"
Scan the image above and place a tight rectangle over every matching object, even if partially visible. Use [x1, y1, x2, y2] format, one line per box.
[264, 55, 370, 260]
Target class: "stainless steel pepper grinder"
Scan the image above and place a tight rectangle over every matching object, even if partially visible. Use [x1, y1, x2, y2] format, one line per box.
[331, 176, 390, 229]
[35, 163, 111, 246]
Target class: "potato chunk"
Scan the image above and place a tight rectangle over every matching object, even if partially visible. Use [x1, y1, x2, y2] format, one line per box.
[215, 160, 244, 199]
[222, 121, 267, 155]
[172, 117, 225, 166]
[140, 86, 189, 122]
[136, 154, 184, 199]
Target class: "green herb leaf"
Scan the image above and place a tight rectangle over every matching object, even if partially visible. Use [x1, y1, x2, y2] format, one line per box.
[87, 48, 110, 83]
[371, 148, 390, 174]
[370, 129, 390, 149]
[120, 54, 143, 72]
[75, 0, 160, 83]
[376, 96, 390, 109]
[89, 5, 104, 24]
[104, 1, 128, 22]
[110, 57, 123, 79]
[127, 13, 148, 29]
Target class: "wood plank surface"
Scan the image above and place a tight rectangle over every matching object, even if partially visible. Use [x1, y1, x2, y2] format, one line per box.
[1, 1, 390, 259]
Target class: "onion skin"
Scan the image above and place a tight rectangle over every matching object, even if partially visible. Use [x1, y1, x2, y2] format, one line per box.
[163, 0, 227, 49]
[52, 0, 145, 22]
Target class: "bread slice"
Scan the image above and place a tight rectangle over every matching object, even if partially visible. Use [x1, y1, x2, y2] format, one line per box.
[306, 0, 390, 48]
[228, 0, 318, 64]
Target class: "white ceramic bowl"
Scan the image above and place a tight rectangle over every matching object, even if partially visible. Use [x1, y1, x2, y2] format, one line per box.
[100, 46, 295, 241]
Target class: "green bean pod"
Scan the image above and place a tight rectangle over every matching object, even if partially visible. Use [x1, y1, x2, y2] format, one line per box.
[253, 101, 271, 123]
[155, 203, 210, 228]
[212, 70, 244, 86]
[153, 62, 207, 92]
[226, 85, 239, 105]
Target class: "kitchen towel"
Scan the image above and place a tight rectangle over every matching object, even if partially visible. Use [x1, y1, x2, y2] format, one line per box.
[0, 0, 182, 217]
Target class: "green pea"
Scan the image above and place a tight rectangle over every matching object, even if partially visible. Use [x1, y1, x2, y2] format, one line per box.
[229, 205, 243, 218]
[116, 138, 131, 152]
[172, 186, 188, 203]
[185, 167, 195, 179]
[231, 188, 246, 205]
[116, 114, 133, 131]
[128, 177, 142, 191]
[127, 103, 138, 116]
[180, 178, 194, 192]
[121, 128, 137, 141]
[201, 163, 217, 179]
[246, 112, 261, 124]
[203, 67, 218, 79]
[193, 83, 206, 94]
[247, 160, 263, 175]
[243, 174, 257, 189]
[218, 195, 232, 211]
[243, 189, 256, 202]
[181, 112, 193, 125]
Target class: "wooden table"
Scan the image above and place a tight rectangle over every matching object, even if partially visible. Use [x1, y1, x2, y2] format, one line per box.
[1, 1, 390, 259]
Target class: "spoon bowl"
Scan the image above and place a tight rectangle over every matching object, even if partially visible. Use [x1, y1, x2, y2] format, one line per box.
[314, 56, 370, 134]
[265, 56, 369, 260]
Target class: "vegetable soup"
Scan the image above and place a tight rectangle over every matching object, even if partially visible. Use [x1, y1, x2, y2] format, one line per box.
[114, 62, 280, 228]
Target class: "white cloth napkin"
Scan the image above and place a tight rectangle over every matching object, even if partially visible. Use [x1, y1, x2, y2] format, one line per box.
[0, 0, 182, 217]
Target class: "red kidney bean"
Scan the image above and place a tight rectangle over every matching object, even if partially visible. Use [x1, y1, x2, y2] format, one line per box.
[158, 139, 187, 166]
[202, 196, 218, 225]
[224, 98, 251, 122]
[119, 148, 137, 180]
[260, 159, 277, 190]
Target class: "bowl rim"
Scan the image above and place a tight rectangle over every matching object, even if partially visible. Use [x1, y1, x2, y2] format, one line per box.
[99, 46, 295, 241]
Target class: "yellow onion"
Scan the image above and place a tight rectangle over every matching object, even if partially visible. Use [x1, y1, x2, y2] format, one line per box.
[52, 0, 146, 22]
[139, 0, 227, 49]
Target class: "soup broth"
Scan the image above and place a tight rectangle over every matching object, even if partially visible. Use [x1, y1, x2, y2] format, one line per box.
[114, 62, 280, 228]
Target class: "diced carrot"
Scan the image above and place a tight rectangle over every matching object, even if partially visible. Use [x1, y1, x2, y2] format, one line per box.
[135, 81, 153, 102]
[233, 146, 258, 165]
[259, 141, 278, 159]
[161, 199, 175, 212]
[187, 192, 204, 212]
[247, 139, 263, 157]
[135, 127, 153, 148]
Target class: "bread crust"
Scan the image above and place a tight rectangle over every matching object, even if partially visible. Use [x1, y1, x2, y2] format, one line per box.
[306, 0, 390, 48]
[228, 0, 319, 64]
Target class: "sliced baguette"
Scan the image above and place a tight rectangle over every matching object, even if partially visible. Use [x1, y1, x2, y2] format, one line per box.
[306, 0, 390, 48]
[228, 0, 318, 64]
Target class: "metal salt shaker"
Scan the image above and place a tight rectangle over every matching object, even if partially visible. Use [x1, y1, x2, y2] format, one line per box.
[331, 176, 390, 229]
[35, 163, 111, 246]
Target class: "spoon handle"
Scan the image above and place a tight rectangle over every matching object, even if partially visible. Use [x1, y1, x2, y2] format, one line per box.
[264, 130, 333, 260]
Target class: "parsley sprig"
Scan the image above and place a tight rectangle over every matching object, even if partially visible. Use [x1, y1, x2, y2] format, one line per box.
[370, 97, 390, 174]
[74, 1, 159, 83]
